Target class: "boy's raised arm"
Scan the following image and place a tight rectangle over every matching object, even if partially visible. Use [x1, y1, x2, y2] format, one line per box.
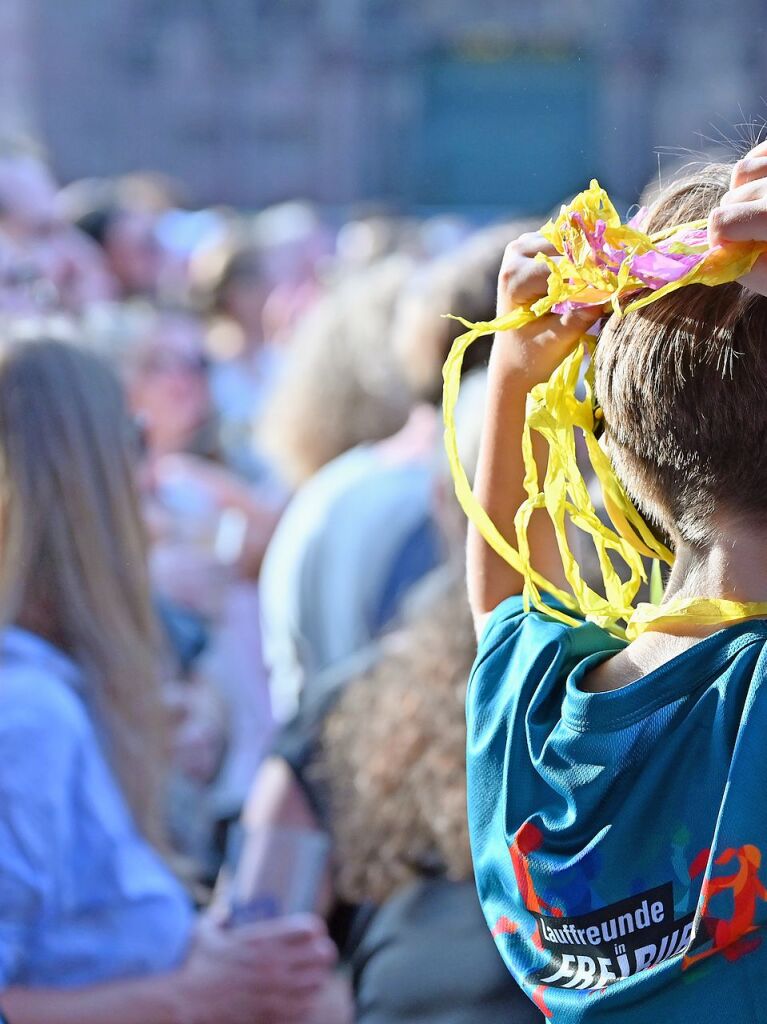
[468, 153, 767, 637]
[467, 233, 600, 635]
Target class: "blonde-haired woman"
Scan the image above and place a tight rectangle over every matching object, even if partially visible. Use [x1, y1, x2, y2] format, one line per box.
[0, 336, 334, 1024]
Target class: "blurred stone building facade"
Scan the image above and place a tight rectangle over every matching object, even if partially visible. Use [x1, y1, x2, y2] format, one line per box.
[2, 0, 766, 212]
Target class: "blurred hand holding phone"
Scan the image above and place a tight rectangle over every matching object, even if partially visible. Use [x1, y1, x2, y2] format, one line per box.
[219, 825, 331, 926]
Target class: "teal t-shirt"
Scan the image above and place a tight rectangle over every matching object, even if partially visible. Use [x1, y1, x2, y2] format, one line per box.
[467, 596, 767, 1022]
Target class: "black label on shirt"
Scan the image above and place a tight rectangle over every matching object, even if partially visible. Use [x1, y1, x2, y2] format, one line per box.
[531, 883, 695, 989]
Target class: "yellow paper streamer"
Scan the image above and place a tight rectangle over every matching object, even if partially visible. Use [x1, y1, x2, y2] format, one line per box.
[444, 180, 767, 639]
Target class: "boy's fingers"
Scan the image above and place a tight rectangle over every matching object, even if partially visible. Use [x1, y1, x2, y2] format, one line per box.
[510, 232, 558, 259]
[500, 259, 551, 305]
[708, 200, 767, 245]
[499, 233, 558, 306]
[732, 141, 767, 187]
[516, 311, 598, 356]
[719, 179, 767, 206]
[561, 306, 604, 335]
[730, 156, 767, 190]
[738, 140, 767, 164]
[737, 252, 767, 298]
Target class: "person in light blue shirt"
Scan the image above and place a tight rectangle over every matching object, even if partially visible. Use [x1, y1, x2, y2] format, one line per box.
[0, 626, 193, 986]
[464, 155, 767, 1022]
[259, 436, 442, 722]
[0, 336, 334, 1024]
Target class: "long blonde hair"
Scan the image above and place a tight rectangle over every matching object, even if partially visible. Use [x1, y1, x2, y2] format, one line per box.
[259, 256, 413, 485]
[0, 335, 166, 844]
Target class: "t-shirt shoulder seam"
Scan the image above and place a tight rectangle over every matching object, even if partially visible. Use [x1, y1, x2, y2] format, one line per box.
[472, 600, 577, 677]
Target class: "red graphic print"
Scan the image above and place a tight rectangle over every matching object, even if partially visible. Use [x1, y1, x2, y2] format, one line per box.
[509, 822, 563, 920]
[508, 823, 559, 1018]
[491, 916, 518, 938]
[684, 844, 767, 968]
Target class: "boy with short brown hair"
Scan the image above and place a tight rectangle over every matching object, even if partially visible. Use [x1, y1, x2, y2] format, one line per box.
[466, 144, 767, 1021]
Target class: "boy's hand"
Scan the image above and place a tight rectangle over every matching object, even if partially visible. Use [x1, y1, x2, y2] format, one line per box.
[497, 232, 602, 382]
[467, 230, 602, 628]
[708, 141, 767, 296]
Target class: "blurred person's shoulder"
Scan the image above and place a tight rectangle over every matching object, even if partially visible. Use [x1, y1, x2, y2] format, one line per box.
[0, 627, 90, 739]
[260, 445, 378, 600]
[297, 443, 379, 499]
[265, 445, 379, 553]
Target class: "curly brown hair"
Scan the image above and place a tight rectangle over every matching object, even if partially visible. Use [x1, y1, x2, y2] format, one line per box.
[314, 569, 476, 906]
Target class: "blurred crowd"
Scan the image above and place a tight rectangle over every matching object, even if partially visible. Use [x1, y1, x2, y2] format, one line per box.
[0, 135, 545, 1023]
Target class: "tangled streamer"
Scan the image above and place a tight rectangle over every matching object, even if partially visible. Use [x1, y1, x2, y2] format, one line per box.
[443, 180, 767, 639]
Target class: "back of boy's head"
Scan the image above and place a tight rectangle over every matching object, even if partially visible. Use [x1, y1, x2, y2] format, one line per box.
[595, 163, 767, 549]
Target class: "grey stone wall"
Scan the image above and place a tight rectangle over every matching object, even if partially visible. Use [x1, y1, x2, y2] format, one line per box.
[4, 0, 767, 211]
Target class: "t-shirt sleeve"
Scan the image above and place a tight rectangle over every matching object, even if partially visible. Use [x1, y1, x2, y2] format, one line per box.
[0, 675, 83, 985]
[465, 596, 578, 956]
